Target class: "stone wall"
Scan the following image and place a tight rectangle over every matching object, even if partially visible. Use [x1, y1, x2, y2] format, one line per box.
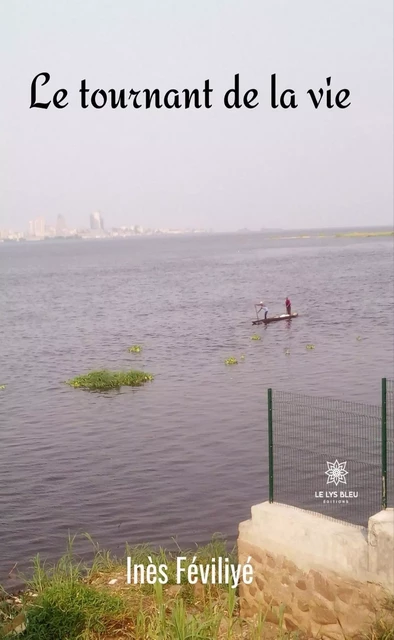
[238, 503, 394, 639]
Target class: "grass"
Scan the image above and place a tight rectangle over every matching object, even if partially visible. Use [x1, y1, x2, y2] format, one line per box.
[371, 597, 394, 640]
[128, 345, 142, 353]
[0, 535, 292, 640]
[1, 536, 392, 639]
[66, 369, 154, 391]
[23, 582, 130, 639]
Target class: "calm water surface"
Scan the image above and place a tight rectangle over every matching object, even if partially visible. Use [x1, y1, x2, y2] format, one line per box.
[1, 234, 393, 585]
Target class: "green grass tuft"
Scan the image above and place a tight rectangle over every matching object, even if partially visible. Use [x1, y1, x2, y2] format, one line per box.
[24, 582, 130, 639]
[66, 369, 153, 391]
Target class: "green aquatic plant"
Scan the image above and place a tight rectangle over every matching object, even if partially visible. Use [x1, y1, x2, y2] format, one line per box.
[306, 344, 315, 350]
[66, 370, 153, 391]
[0, 384, 6, 390]
[128, 344, 142, 353]
[251, 334, 261, 341]
[224, 357, 238, 365]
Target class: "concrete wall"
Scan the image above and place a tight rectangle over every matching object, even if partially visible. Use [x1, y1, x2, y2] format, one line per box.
[238, 503, 394, 639]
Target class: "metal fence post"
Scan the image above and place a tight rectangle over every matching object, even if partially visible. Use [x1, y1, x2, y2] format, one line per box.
[382, 377, 387, 509]
[268, 388, 274, 503]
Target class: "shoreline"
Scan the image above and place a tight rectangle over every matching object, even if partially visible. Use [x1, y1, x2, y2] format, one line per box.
[0, 228, 393, 244]
[269, 230, 393, 240]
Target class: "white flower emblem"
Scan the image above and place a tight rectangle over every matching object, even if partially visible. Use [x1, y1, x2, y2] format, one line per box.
[325, 460, 348, 486]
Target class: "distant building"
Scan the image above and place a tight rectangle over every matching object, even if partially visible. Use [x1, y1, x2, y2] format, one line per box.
[28, 216, 46, 237]
[56, 215, 67, 236]
[90, 211, 104, 230]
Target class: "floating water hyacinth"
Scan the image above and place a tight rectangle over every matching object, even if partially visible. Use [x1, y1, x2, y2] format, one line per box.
[128, 345, 142, 353]
[251, 334, 261, 341]
[225, 357, 238, 365]
[306, 344, 315, 350]
[66, 369, 153, 391]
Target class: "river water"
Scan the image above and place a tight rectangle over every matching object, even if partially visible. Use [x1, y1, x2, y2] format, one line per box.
[0, 233, 393, 585]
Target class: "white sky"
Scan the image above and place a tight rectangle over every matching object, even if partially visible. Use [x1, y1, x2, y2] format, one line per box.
[1, 0, 393, 231]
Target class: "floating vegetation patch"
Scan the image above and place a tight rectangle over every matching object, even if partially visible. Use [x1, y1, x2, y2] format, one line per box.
[356, 336, 362, 341]
[128, 345, 142, 353]
[66, 369, 153, 391]
[284, 349, 290, 355]
[0, 384, 6, 390]
[335, 230, 394, 238]
[306, 344, 315, 350]
[251, 334, 261, 341]
[224, 357, 238, 365]
[270, 230, 394, 240]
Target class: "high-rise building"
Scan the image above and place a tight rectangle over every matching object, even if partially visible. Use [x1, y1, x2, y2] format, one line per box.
[56, 215, 67, 236]
[90, 211, 104, 230]
[28, 216, 46, 237]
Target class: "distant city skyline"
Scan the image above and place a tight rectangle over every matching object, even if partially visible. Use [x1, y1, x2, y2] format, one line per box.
[0, 211, 212, 240]
[2, 211, 393, 239]
[0, 211, 392, 243]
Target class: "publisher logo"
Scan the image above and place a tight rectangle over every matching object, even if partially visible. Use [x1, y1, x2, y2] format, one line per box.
[325, 460, 348, 486]
[315, 459, 358, 504]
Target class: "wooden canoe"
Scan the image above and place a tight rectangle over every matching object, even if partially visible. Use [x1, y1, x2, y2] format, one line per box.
[252, 312, 298, 325]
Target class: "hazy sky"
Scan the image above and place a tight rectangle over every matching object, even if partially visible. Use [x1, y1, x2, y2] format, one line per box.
[1, 0, 393, 232]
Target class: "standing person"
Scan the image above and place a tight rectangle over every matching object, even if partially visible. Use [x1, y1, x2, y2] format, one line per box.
[257, 302, 269, 319]
[285, 296, 291, 315]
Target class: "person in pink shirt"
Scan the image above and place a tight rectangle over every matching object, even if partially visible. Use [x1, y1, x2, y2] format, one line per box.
[285, 297, 291, 315]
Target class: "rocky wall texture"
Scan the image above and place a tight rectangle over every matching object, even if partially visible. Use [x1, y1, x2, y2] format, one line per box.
[238, 539, 390, 639]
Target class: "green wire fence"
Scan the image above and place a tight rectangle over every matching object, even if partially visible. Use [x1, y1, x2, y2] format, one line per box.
[386, 378, 394, 509]
[267, 378, 393, 526]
